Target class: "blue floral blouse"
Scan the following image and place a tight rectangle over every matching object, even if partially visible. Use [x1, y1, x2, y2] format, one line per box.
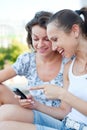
[12, 52, 69, 107]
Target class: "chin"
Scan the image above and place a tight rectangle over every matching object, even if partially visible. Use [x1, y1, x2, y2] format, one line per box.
[64, 54, 73, 59]
[39, 52, 47, 56]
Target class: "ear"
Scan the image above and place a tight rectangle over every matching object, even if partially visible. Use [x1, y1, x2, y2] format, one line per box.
[71, 24, 80, 38]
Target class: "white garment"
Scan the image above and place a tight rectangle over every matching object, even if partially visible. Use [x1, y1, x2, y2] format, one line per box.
[67, 58, 87, 124]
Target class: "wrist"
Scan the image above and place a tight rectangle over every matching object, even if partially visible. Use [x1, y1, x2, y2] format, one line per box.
[35, 101, 42, 110]
[59, 88, 67, 101]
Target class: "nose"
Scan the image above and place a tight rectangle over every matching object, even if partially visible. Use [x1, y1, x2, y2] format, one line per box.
[52, 43, 58, 51]
[38, 40, 44, 48]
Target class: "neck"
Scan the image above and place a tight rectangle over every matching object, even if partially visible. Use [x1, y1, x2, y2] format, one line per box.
[36, 51, 61, 64]
[76, 38, 87, 62]
[75, 57, 87, 75]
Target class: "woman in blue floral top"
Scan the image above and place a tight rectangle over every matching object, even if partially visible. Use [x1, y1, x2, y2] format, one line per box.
[0, 11, 70, 122]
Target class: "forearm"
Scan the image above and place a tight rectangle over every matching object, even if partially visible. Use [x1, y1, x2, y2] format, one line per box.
[0, 67, 16, 82]
[35, 102, 68, 120]
[61, 90, 87, 116]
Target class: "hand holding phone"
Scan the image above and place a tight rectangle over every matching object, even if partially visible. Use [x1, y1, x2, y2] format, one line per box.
[13, 88, 27, 99]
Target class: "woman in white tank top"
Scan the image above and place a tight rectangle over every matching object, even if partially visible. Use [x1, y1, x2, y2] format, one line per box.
[43, 7, 87, 130]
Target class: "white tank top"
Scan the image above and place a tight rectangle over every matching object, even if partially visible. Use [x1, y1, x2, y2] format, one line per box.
[67, 58, 87, 124]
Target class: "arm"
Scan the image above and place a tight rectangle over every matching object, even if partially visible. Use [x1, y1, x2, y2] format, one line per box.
[62, 89, 87, 116]
[0, 53, 30, 83]
[42, 62, 87, 116]
[0, 66, 17, 83]
[34, 99, 71, 120]
[58, 62, 87, 116]
[29, 62, 71, 119]
[40, 61, 87, 117]
[39, 62, 71, 119]
[18, 93, 71, 120]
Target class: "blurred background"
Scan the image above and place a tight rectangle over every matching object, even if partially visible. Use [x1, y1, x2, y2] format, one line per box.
[0, 0, 87, 90]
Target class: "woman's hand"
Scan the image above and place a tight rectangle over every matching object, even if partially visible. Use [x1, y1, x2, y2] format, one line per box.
[30, 84, 65, 100]
[15, 94, 39, 109]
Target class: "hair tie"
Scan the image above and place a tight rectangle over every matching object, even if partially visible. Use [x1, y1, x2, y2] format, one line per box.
[75, 10, 82, 15]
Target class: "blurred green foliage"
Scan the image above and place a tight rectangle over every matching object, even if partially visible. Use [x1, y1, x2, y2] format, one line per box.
[0, 39, 30, 69]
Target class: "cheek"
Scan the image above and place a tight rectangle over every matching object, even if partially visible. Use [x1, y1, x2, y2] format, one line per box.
[64, 42, 75, 56]
[32, 41, 37, 49]
[61, 38, 70, 48]
[51, 42, 58, 51]
[45, 41, 52, 48]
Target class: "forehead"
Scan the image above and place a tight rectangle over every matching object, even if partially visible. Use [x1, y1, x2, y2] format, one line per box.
[32, 25, 47, 37]
[47, 23, 60, 36]
[47, 21, 59, 31]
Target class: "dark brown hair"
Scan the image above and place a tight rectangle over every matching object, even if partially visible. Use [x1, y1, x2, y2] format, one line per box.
[47, 7, 87, 37]
[25, 11, 53, 48]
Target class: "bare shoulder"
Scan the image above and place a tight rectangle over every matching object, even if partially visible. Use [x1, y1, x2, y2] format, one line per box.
[63, 60, 72, 90]
[64, 60, 72, 71]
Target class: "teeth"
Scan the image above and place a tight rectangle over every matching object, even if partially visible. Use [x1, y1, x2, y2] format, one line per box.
[59, 50, 63, 53]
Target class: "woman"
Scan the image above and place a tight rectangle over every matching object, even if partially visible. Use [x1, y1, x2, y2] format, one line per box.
[0, 11, 69, 124]
[0, 7, 86, 130]
[33, 7, 87, 129]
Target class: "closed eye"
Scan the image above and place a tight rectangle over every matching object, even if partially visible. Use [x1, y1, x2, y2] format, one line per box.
[51, 38, 58, 42]
[33, 38, 39, 41]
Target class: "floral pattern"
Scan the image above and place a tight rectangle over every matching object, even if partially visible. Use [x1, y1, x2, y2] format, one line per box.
[12, 52, 69, 107]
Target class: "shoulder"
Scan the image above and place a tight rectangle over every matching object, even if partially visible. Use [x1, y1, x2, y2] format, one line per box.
[63, 57, 75, 90]
[18, 52, 31, 58]
[64, 56, 75, 71]
[62, 57, 70, 65]
[64, 60, 72, 73]
[62, 55, 75, 67]
[64, 57, 75, 79]
[17, 52, 35, 61]
[63, 60, 72, 88]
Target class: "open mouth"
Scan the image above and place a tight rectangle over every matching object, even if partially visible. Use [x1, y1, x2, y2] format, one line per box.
[58, 48, 65, 56]
[38, 48, 48, 53]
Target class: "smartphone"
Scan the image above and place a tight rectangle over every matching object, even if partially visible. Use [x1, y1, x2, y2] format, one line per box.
[13, 88, 27, 99]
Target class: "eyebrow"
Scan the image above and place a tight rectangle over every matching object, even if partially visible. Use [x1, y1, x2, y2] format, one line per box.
[32, 33, 37, 36]
[32, 33, 48, 38]
[50, 37, 56, 40]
